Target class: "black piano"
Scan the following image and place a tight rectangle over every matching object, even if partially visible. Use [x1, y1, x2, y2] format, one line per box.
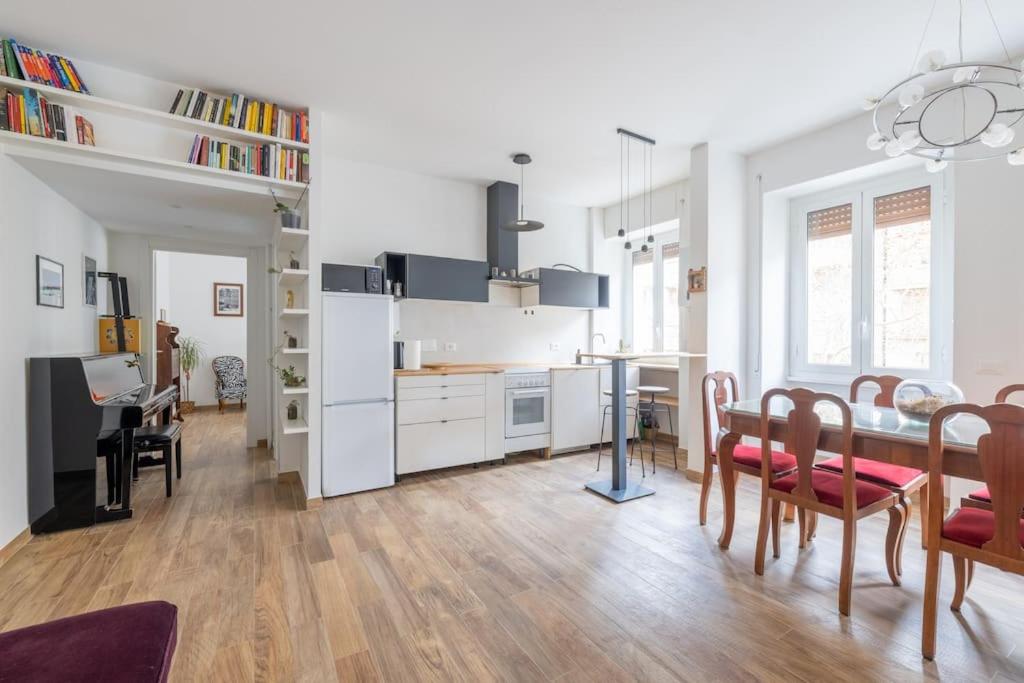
[28, 352, 178, 534]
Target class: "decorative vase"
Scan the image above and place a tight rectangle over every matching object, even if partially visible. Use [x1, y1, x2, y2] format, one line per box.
[287, 335, 298, 349]
[893, 379, 964, 421]
[280, 211, 302, 229]
[286, 290, 295, 308]
[287, 401, 299, 420]
[289, 254, 300, 270]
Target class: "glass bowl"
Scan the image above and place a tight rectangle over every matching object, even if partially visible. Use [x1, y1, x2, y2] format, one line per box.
[893, 379, 964, 421]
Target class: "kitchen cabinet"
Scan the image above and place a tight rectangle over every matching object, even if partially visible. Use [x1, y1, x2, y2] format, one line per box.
[520, 268, 609, 309]
[376, 252, 488, 303]
[551, 367, 601, 451]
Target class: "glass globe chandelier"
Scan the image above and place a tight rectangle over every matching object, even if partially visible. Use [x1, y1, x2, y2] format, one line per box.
[866, 0, 1024, 172]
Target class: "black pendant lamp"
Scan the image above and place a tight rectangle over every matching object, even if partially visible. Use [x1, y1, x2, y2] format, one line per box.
[503, 153, 544, 232]
[616, 128, 656, 250]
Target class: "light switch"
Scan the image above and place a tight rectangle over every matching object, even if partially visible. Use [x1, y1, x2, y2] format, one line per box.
[444, 342, 457, 352]
[421, 339, 438, 352]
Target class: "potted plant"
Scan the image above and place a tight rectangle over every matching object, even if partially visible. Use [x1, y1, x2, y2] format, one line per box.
[271, 184, 309, 230]
[178, 336, 205, 414]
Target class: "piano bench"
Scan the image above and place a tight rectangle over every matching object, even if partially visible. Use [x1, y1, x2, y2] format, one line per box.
[132, 424, 183, 498]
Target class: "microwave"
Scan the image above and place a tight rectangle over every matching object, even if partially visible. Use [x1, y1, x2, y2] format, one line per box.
[322, 263, 383, 294]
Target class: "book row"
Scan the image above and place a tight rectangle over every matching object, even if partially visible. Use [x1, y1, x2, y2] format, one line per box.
[170, 89, 308, 143]
[0, 86, 94, 144]
[186, 134, 309, 183]
[0, 38, 89, 93]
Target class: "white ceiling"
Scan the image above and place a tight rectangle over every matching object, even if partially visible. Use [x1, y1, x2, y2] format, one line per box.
[2, 0, 1023, 207]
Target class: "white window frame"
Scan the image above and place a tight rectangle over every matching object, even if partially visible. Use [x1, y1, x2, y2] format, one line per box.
[789, 169, 950, 384]
[626, 232, 681, 354]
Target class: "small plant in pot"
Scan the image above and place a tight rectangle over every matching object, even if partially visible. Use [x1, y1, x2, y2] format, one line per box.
[271, 184, 309, 230]
[178, 336, 205, 414]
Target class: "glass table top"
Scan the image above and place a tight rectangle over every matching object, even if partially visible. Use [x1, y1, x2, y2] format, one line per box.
[723, 398, 987, 451]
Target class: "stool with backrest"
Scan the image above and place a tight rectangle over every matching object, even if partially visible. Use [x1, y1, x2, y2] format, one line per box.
[637, 385, 676, 472]
[815, 374, 929, 553]
[131, 423, 183, 497]
[596, 389, 646, 476]
[699, 372, 798, 538]
[921, 401, 1024, 660]
[754, 388, 907, 615]
[962, 383, 1024, 511]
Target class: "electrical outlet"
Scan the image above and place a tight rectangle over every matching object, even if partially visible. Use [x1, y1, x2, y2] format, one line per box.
[421, 339, 438, 352]
[444, 342, 457, 352]
[549, 343, 560, 351]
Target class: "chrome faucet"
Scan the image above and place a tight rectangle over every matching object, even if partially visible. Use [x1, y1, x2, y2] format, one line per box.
[576, 333, 606, 365]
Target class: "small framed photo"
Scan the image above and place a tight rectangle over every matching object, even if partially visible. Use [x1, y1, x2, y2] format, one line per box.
[214, 282, 244, 317]
[83, 255, 98, 307]
[36, 256, 64, 308]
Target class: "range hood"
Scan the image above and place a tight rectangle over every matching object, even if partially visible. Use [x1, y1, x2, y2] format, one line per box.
[486, 181, 608, 308]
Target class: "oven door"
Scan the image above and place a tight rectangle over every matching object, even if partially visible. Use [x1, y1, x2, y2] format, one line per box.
[505, 388, 550, 438]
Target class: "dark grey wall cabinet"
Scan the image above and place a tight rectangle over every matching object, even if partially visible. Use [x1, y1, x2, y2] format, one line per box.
[376, 252, 489, 303]
[533, 268, 603, 308]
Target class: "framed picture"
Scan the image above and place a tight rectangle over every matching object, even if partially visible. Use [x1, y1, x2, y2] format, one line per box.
[214, 282, 244, 317]
[83, 255, 97, 306]
[36, 256, 64, 308]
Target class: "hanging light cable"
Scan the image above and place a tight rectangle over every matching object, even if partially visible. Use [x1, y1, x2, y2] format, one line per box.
[617, 133, 625, 238]
[616, 128, 656, 250]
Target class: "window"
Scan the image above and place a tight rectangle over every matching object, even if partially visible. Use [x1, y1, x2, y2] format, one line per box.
[630, 237, 682, 353]
[790, 172, 947, 381]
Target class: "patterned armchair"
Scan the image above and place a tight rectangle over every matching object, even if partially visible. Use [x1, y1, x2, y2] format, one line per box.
[212, 355, 247, 412]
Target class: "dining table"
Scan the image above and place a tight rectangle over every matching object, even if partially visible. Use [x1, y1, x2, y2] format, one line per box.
[717, 396, 988, 548]
[577, 351, 706, 503]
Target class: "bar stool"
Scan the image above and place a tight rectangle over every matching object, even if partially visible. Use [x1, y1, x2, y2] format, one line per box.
[131, 423, 183, 497]
[596, 389, 645, 476]
[637, 385, 675, 472]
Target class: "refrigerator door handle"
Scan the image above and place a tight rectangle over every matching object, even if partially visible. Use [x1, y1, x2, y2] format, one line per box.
[323, 398, 393, 407]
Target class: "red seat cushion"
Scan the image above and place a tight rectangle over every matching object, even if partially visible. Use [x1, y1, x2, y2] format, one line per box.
[968, 487, 991, 503]
[723, 443, 798, 474]
[770, 469, 895, 509]
[815, 456, 923, 488]
[0, 601, 177, 682]
[942, 507, 1024, 548]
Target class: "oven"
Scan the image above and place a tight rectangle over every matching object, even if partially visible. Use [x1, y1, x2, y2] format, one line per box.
[505, 371, 550, 439]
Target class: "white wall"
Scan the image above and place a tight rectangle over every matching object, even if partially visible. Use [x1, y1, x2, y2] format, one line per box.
[0, 151, 109, 550]
[319, 149, 595, 365]
[154, 251, 247, 406]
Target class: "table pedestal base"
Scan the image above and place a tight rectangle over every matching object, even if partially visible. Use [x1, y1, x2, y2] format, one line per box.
[585, 480, 655, 503]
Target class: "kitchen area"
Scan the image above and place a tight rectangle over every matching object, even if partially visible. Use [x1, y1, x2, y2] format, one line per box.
[318, 163, 685, 497]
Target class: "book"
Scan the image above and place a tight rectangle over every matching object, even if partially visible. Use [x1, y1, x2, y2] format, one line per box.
[0, 88, 7, 130]
[22, 88, 42, 136]
[165, 88, 309, 142]
[169, 89, 185, 114]
[0, 39, 88, 92]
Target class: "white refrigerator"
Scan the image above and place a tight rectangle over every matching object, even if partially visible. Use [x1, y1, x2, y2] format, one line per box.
[322, 291, 395, 497]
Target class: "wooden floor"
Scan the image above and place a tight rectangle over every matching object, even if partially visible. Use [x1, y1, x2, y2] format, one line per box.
[2, 410, 1024, 681]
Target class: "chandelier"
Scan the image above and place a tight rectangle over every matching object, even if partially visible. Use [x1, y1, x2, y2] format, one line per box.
[616, 128, 656, 251]
[866, 0, 1024, 171]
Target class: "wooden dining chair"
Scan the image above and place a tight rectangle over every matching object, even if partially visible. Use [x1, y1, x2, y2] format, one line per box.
[921, 402, 1024, 660]
[815, 374, 928, 551]
[754, 388, 906, 616]
[962, 383, 1024, 511]
[699, 372, 798, 532]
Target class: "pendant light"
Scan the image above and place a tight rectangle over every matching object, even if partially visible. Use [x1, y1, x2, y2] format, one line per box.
[503, 154, 544, 231]
[616, 128, 656, 250]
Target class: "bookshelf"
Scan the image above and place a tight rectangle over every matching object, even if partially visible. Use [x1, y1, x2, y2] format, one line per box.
[281, 417, 310, 435]
[278, 268, 309, 286]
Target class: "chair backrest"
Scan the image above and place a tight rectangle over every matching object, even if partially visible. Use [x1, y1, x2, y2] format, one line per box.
[928, 403, 1024, 562]
[850, 374, 902, 408]
[760, 387, 854, 510]
[996, 384, 1024, 404]
[702, 371, 739, 459]
[212, 356, 245, 385]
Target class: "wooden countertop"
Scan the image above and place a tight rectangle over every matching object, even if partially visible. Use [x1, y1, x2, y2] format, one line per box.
[394, 364, 505, 377]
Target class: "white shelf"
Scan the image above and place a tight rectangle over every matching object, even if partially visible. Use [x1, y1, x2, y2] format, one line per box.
[280, 308, 309, 317]
[281, 416, 309, 435]
[0, 129, 306, 195]
[278, 228, 310, 250]
[278, 269, 309, 286]
[0, 75, 310, 151]
[282, 385, 309, 395]
[281, 347, 309, 355]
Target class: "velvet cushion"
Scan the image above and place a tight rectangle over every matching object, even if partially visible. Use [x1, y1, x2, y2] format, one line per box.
[770, 469, 895, 509]
[968, 487, 992, 503]
[720, 443, 798, 474]
[815, 456, 923, 488]
[942, 507, 1024, 548]
[0, 601, 177, 682]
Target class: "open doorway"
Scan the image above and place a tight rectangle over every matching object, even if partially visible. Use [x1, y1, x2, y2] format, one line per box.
[152, 250, 249, 422]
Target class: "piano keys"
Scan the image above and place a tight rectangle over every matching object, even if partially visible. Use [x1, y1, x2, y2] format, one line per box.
[28, 352, 178, 534]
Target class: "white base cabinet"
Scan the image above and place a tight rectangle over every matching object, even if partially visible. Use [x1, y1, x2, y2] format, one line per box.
[551, 367, 601, 451]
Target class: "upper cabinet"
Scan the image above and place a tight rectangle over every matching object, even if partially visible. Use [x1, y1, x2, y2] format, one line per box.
[376, 252, 488, 303]
[520, 268, 610, 309]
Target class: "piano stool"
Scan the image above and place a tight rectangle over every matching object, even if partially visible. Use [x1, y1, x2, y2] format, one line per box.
[0, 601, 177, 682]
[130, 424, 183, 498]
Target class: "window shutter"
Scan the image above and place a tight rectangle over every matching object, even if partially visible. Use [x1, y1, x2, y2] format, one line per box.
[874, 186, 931, 229]
[807, 203, 853, 240]
[663, 242, 680, 260]
[632, 249, 654, 266]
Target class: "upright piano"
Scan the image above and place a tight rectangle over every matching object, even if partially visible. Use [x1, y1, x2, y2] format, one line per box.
[28, 352, 178, 533]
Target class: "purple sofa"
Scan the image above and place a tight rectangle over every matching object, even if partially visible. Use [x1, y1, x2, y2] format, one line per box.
[0, 601, 177, 682]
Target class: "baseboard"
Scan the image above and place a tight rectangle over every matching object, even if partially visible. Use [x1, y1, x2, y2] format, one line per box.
[302, 497, 324, 511]
[278, 470, 301, 484]
[685, 468, 704, 483]
[0, 527, 31, 570]
[256, 438, 268, 448]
